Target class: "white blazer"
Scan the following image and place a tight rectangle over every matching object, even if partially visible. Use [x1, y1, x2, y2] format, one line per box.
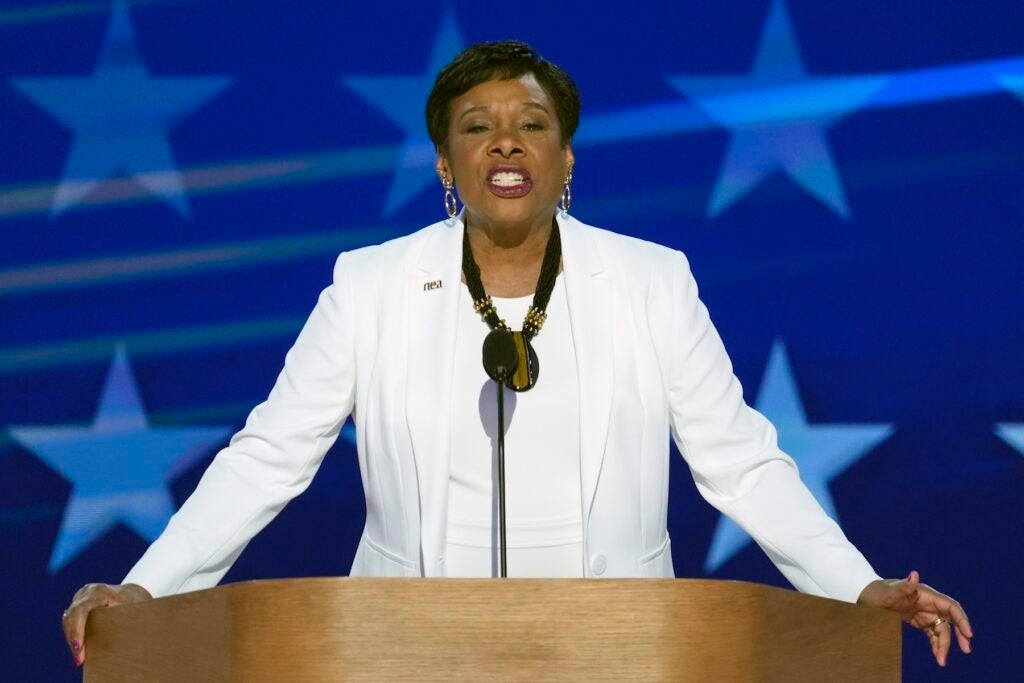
[124, 213, 879, 603]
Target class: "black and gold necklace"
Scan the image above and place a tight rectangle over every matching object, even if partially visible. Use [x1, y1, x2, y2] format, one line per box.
[462, 219, 561, 392]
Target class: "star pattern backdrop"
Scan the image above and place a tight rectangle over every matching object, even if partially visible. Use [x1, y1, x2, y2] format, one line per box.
[1, 1, 1021, 680]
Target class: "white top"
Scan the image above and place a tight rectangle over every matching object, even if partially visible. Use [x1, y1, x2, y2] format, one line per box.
[446, 275, 584, 577]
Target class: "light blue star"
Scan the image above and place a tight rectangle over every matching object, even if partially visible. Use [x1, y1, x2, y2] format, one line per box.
[667, 0, 887, 219]
[7, 344, 232, 572]
[1000, 75, 1024, 103]
[341, 9, 464, 216]
[9, 0, 230, 218]
[704, 340, 893, 572]
[995, 423, 1024, 456]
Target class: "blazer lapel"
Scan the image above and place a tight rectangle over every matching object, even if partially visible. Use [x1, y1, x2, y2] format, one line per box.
[405, 217, 464, 575]
[558, 214, 614, 521]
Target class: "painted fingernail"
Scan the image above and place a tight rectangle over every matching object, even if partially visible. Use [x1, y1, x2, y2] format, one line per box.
[71, 639, 81, 650]
[74, 654, 83, 667]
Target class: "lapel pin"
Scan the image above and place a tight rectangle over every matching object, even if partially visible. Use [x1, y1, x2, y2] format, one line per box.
[423, 280, 443, 291]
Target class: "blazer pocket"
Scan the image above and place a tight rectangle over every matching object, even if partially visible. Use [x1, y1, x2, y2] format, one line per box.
[638, 535, 671, 572]
[363, 534, 419, 571]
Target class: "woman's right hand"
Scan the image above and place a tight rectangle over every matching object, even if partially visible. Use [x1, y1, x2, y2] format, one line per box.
[61, 583, 152, 667]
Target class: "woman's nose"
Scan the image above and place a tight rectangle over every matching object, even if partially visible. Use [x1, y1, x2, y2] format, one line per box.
[488, 128, 524, 159]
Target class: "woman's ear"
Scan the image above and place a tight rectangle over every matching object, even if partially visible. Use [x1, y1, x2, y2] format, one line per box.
[435, 153, 450, 182]
[563, 145, 576, 173]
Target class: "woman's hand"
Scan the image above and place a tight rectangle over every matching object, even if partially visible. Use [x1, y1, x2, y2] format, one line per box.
[61, 583, 152, 667]
[857, 570, 972, 667]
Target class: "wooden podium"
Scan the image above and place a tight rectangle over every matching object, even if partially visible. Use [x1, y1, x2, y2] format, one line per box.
[84, 578, 900, 681]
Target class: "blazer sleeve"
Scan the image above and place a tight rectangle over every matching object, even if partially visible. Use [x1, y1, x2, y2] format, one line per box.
[122, 253, 358, 597]
[665, 250, 881, 603]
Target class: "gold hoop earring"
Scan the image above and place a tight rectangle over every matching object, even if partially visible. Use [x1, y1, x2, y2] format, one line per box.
[559, 167, 573, 215]
[442, 173, 458, 219]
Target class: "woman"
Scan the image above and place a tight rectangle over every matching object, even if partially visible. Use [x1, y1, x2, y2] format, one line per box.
[62, 41, 972, 668]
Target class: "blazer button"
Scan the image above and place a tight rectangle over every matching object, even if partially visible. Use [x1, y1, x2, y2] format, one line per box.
[590, 554, 607, 575]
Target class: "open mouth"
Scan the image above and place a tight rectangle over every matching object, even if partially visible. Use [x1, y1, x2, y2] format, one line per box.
[487, 166, 533, 197]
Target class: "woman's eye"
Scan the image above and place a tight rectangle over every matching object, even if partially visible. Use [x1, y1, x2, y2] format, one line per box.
[522, 122, 545, 131]
[465, 124, 489, 133]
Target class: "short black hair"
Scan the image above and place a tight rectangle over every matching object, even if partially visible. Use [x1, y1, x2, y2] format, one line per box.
[425, 40, 580, 151]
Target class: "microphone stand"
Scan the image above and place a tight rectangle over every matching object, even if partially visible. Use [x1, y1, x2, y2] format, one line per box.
[483, 329, 516, 578]
[495, 373, 508, 578]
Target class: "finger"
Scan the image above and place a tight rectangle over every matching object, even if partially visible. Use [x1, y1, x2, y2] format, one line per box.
[64, 604, 88, 667]
[62, 599, 81, 651]
[60, 608, 73, 655]
[948, 606, 973, 653]
[938, 620, 953, 666]
[954, 627, 972, 654]
[926, 625, 940, 665]
[948, 602, 973, 641]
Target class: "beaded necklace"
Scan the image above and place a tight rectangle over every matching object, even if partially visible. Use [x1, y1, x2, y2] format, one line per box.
[462, 219, 561, 391]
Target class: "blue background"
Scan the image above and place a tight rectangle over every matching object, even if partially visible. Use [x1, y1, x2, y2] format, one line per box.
[1, 1, 1022, 679]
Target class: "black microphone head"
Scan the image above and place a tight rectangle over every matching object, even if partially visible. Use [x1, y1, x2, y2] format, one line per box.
[482, 329, 519, 381]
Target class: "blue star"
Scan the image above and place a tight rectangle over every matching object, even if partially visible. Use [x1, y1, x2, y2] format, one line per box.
[704, 340, 893, 572]
[7, 344, 232, 572]
[341, 9, 464, 216]
[667, 0, 886, 219]
[9, 0, 230, 218]
[1001, 75, 1024, 103]
[995, 423, 1024, 456]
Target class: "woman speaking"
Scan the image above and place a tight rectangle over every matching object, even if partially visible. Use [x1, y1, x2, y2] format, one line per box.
[61, 41, 972, 668]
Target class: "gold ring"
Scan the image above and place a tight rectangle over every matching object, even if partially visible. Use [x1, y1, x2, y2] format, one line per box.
[929, 617, 947, 631]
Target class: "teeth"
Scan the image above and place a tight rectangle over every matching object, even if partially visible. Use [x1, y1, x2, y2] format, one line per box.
[491, 171, 525, 187]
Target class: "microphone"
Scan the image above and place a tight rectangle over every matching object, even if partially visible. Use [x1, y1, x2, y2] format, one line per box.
[482, 328, 518, 381]
[481, 328, 517, 578]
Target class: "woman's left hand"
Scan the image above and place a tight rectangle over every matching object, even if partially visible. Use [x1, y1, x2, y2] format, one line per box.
[858, 570, 973, 667]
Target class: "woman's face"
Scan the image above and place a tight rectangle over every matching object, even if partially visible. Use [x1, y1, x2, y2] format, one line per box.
[437, 74, 574, 232]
